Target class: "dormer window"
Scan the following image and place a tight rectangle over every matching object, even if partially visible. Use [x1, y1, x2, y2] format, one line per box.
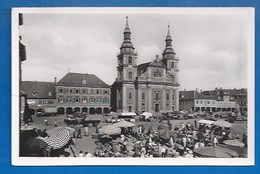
[82, 79, 87, 85]
[32, 91, 37, 96]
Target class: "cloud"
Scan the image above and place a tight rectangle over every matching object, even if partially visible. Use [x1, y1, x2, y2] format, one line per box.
[20, 12, 248, 90]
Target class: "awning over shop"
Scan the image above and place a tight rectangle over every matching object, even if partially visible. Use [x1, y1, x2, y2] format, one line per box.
[120, 112, 136, 116]
[198, 119, 214, 125]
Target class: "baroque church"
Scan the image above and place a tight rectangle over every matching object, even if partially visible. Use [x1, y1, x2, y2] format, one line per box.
[111, 17, 180, 114]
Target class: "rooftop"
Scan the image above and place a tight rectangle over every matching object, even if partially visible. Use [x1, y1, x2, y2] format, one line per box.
[57, 73, 110, 88]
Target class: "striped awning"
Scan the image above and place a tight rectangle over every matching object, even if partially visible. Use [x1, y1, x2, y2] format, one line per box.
[45, 129, 70, 149]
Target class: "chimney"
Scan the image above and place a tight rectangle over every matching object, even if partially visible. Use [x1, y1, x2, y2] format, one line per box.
[196, 88, 198, 92]
[200, 89, 202, 93]
[54, 77, 57, 84]
[184, 89, 186, 91]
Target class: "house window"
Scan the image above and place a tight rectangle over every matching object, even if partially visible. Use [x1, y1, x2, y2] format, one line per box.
[208, 101, 210, 104]
[128, 56, 132, 64]
[129, 93, 132, 100]
[104, 90, 108, 94]
[166, 94, 169, 100]
[128, 71, 133, 80]
[70, 89, 73, 93]
[196, 100, 199, 104]
[58, 88, 63, 93]
[82, 97, 87, 103]
[142, 103, 145, 106]
[82, 89, 86, 93]
[75, 89, 79, 94]
[96, 89, 100, 94]
[142, 93, 145, 100]
[172, 94, 175, 101]
[75, 98, 79, 103]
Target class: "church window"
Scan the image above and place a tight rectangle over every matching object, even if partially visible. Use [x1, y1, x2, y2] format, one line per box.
[142, 93, 145, 100]
[155, 92, 159, 100]
[166, 94, 169, 100]
[128, 57, 132, 64]
[153, 69, 162, 77]
[129, 92, 132, 100]
[171, 62, 174, 68]
[128, 71, 133, 80]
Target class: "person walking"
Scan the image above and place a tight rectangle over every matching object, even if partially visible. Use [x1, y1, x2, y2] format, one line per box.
[84, 126, 89, 136]
[77, 127, 82, 138]
[54, 119, 57, 127]
[194, 119, 197, 128]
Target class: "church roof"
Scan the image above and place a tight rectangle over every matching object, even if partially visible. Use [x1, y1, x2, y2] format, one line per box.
[137, 62, 151, 73]
[57, 73, 110, 88]
[21, 81, 56, 99]
[137, 56, 165, 74]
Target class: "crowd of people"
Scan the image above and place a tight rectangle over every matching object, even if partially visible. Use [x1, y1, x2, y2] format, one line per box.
[20, 115, 247, 158]
[93, 120, 246, 158]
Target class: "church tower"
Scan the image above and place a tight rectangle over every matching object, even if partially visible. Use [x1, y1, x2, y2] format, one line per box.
[162, 25, 179, 85]
[162, 25, 180, 111]
[115, 16, 138, 112]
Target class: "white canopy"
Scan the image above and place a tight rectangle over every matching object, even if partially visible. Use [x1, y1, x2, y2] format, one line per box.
[198, 119, 214, 125]
[120, 112, 136, 116]
[141, 112, 153, 119]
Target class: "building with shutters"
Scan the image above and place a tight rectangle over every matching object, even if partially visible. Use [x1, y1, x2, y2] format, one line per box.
[56, 73, 111, 115]
[111, 17, 180, 114]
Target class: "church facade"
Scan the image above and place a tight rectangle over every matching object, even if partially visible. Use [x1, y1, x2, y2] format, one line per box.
[111, 17, 180, 114]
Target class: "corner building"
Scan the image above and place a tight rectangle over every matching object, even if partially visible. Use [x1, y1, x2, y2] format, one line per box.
[111, 17, 180, 113]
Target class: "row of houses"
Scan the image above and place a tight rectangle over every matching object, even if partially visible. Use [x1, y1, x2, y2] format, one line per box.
[22, 74, 247, 116]
[179, 88, 247, 114]
[21, 73, 111, 115]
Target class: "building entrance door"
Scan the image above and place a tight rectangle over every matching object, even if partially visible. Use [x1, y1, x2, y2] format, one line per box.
[155, 104, 160, 112]
[128, 106, 132, 112]
[172, 105, 175, 112]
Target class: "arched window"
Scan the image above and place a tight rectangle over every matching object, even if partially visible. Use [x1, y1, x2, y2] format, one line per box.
[128, 56, 132, 64]
[171, 62, 174, 68]
[128, 71, 133, 80]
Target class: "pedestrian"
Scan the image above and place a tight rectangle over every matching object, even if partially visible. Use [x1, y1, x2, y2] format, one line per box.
[44, 119, 48, 126]
[85, 152, 92, 157]
[54, 119, 57, 127]
[194, 119, 197, 128]
[77, 127, 82, 138]
[78, 150, 84, 157]
[213, 136, 218, 147]
[84, 126, 89, 136]
[59, 118, 62, 126]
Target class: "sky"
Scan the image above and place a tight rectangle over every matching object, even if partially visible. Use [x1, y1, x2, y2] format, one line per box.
[20, 9, 249, 91]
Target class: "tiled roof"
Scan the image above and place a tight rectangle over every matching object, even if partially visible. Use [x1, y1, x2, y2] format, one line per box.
[21, 81, 56, 99]
[57, 73, 110, 88]
[179, 91, 217, 100]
